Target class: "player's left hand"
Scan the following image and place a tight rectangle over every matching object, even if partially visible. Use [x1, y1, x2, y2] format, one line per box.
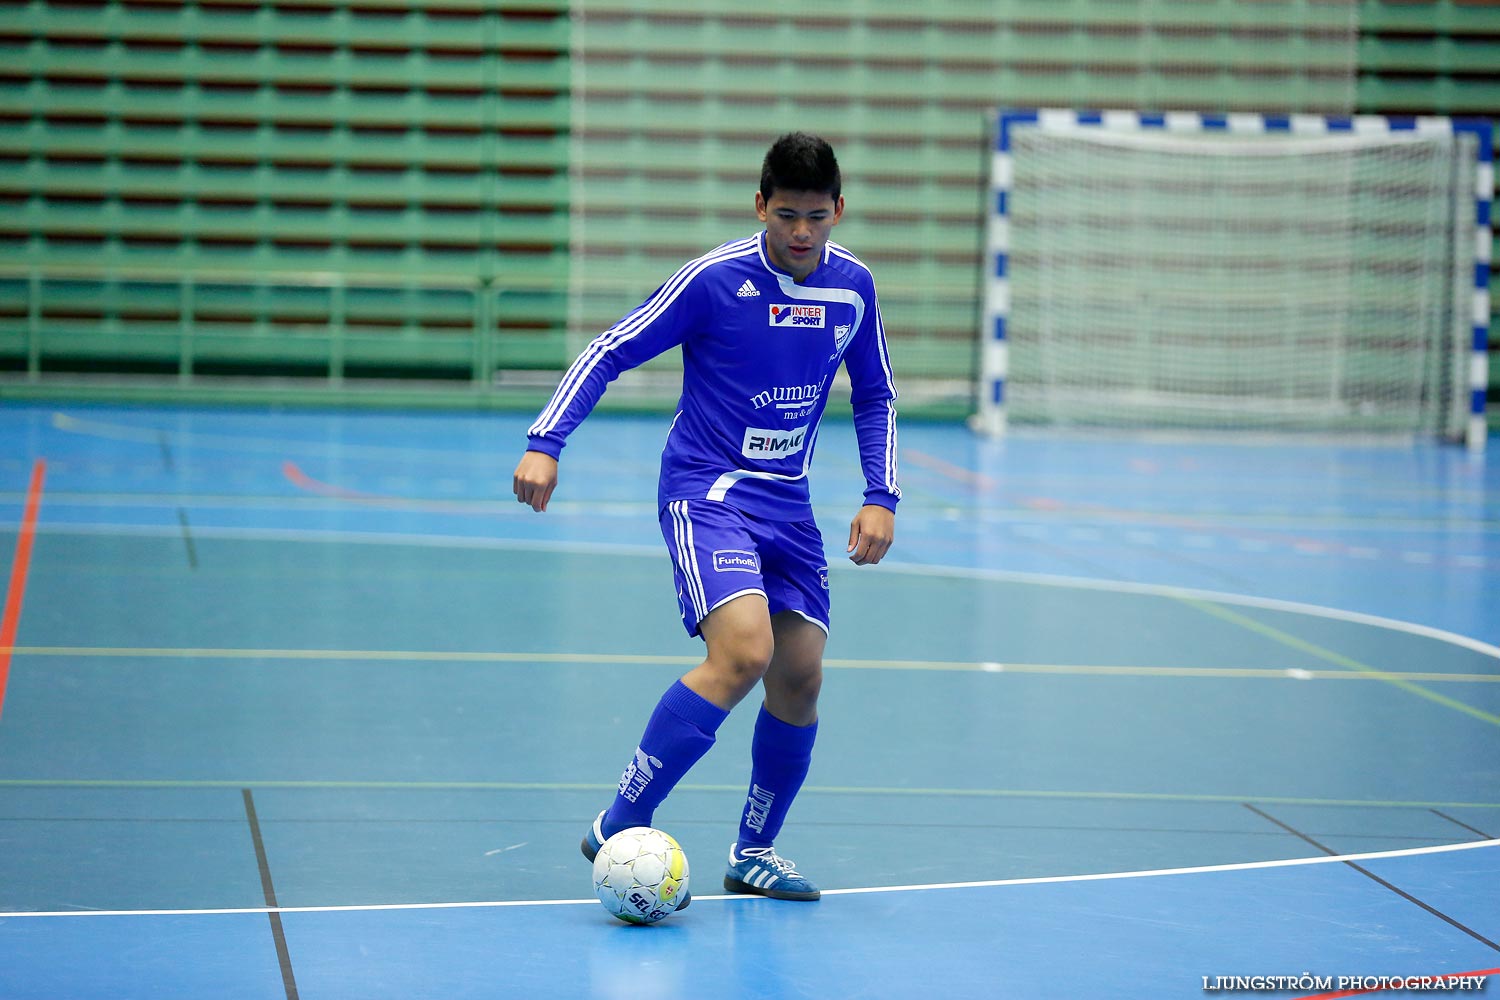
[847, 504, 894, 565]
[512, 449, 559, 512]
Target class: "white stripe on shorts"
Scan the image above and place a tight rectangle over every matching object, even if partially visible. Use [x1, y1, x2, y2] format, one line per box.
[788, 608, 830, 636]
[669, 500, 707, 623]
[708, 588, 767, 618]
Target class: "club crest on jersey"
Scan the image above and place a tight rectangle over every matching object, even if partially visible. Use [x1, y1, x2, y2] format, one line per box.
[769, 304, 826, 328]
[830, 323, 854, 360]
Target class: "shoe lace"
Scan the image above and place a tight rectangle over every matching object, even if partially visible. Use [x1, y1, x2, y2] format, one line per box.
[739, 846, 800, 877]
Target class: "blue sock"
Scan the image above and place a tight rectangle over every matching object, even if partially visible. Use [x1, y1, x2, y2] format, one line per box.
[736, 704, 818, 850]
[603, 680, 729, 837]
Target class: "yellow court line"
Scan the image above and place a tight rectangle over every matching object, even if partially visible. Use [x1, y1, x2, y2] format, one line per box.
[5, 645, 1499, 684]
[1181, 599, 1500, 727]
[0, 776, 1495, 811]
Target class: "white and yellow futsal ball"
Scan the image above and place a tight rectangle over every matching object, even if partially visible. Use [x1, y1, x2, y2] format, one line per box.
[592, 827, 690, 925]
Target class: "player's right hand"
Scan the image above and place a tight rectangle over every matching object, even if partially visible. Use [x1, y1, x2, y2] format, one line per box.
[513, 450, 559, 512]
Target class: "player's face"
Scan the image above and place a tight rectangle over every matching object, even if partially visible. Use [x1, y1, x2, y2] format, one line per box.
[756, 188, 844, 282]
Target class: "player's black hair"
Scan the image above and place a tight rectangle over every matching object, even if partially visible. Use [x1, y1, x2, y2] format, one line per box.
[759, 132, 841, 202]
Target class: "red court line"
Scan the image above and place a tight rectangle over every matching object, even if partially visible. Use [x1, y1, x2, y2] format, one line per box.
[282, 459, 380, 501]
[901, 448, 1379, 562]
[903, 448, 1000, 491]
[284, 460, 556, 518]
[282, 460, 483, 513]
[1293, 967, 1498, 999]
[0, 459, 46, 721]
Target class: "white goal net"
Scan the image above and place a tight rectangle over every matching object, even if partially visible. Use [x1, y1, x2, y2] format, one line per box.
[978, 111, 1492, 448]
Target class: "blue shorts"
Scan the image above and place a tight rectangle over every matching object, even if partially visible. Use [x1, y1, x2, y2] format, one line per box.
[659, 499, 830, 638]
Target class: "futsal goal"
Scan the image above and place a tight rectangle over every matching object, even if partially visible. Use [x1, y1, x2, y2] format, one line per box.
[976, 109, 1492, 449]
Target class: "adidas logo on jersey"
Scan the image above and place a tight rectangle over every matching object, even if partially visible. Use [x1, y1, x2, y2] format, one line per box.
[735, 280, 760, 298]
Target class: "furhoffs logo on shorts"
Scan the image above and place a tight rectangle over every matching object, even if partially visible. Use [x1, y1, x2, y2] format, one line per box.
[713, 550, 760, 573]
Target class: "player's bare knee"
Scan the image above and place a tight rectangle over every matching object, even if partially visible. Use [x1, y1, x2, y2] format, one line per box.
[794, 671, 823, 706]
[764, 668, 821, 722]
[710, 633, 774, 694]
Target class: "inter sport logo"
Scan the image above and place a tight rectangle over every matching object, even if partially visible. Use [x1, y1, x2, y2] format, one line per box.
[769, 304, 826, 328]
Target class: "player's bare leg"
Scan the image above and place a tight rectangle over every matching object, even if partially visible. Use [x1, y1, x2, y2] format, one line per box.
[762, 611, 825, 726]
[680, 594, 776, 710]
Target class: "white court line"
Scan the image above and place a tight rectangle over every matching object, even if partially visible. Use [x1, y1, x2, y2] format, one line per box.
[6, 524, 1498, 921]
[1, 839, 1494, 919]
[46, 412, 496, 463]
[870, 561, 1500, 661]
[31, 521, 1500, 661]
[31, 521, 664, 559]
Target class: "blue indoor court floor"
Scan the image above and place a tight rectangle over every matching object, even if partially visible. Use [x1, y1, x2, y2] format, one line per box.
[0, 403, 1496, 999]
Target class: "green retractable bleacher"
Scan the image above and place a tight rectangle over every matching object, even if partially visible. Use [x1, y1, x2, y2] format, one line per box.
[566, 0, 1363, 403]
[1, 0, 571, 400]
[2, 0, 1493, 410]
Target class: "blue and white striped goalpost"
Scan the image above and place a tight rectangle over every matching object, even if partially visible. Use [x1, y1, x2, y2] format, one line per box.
[977, 109, 1493, 449]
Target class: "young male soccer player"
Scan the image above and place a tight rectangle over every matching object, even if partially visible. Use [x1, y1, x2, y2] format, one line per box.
[513, 132, 899, 903]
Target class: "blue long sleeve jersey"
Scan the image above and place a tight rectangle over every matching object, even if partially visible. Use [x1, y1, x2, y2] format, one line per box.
[526, 231, 900, 521]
